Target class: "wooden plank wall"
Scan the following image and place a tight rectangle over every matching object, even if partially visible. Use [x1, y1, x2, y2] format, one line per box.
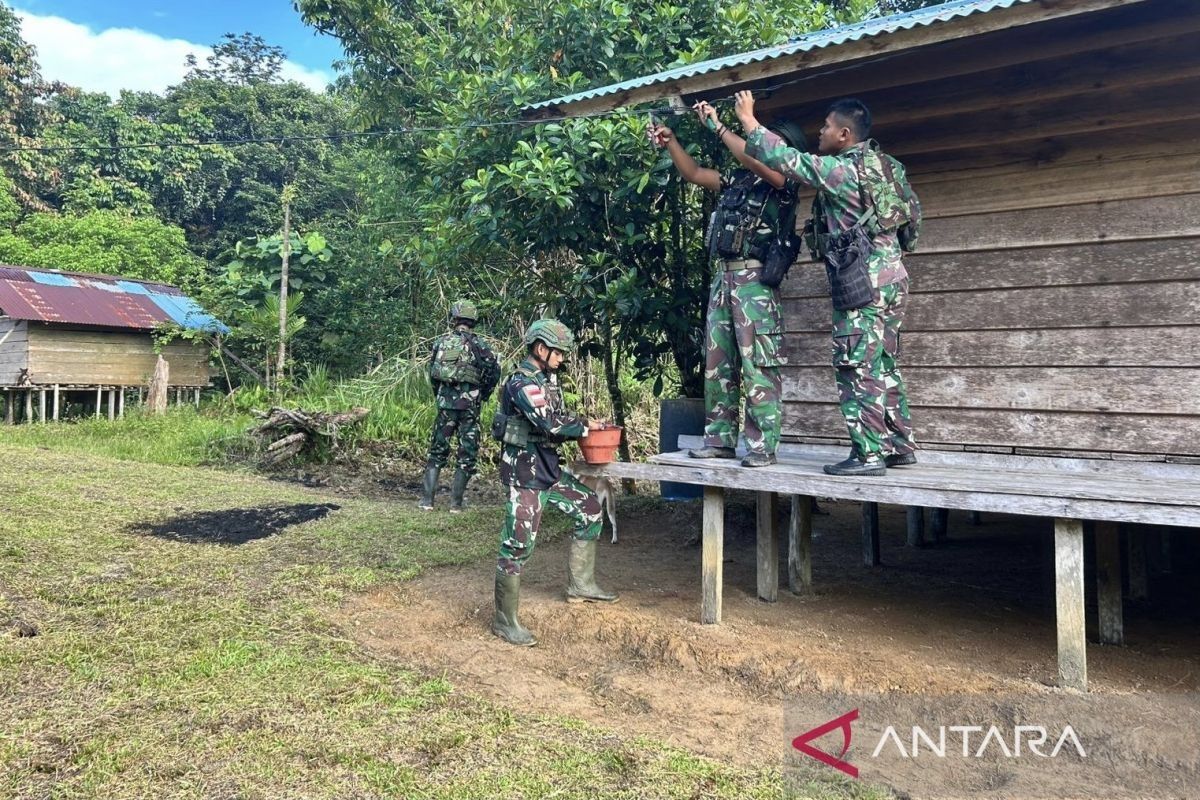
[26, 325, 210, 386]
[769, 0, 1200, 458]
[0, 318, 29, 386]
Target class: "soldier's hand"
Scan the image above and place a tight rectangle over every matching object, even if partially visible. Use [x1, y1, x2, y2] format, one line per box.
[587, 419, 606, 430]
[647, 123, 672, 148]
[692, 101, 719, 129]
[733, 90, 757, 128]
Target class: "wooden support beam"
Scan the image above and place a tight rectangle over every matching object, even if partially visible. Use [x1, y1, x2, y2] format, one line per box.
[1055, 518, 1088, 691]
[970, 510, 983, 526]
[931, 508, 949, 542]
[137, 386, 143, 405]
[118, 387, 125, 419]
[906, 506, 925, 548]
[862, 502, 880, 567]
[1126, 527, 1148, 601]
[757, 491, 780, 603]
[52, 385, 60, 421]
[701, 486, 725, 625]
[789, 495, 813, 595]
[107, 389, 116, 421]
[194, 387, 201, 407]
[37, 389, 46, 423]
[1095, 521, 1123, 646]
[95, 386, 102, 418]
[1159, 531, 1173, 574]
[4, 390, 12, 424]
[24, 389, 32, 424]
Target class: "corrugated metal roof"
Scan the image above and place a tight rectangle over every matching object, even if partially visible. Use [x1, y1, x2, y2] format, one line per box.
[526, 0, 1036, 112]
[0, 265, 227, 333]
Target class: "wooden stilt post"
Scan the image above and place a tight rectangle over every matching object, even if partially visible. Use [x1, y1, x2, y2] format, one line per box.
[1096, 521, 1123, 646]
[862, 502, 880, 567]
[37, 389, 46, 422]
[1055, 518, 1087, 691]
[906, 506, 925, 548]
[757, 491, 780, 603]
[931, 508, 949, 542]
[95, 386, 102, 418]
[52, 385, 60, 421]
[1159, 531, 1173, 574]
[970, 510, 983, 526]
[1127, 527, 1148, 601]
[118, 387, 125, 418]
[107, 389, 116, 421]
[24, 389, 33, 423]
[194, 387, 200, 407]
[4, 390, 12, 424]
[789, 495, 813, 595]
[137, 386, 144, 406]
[701, 486, 725, 625]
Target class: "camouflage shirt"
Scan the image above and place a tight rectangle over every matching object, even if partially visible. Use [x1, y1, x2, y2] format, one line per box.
[429, 328, 500, 411]
[716, 168, 798, 261]
[499, 359, 588, 490]
[745, 128, 907, 288]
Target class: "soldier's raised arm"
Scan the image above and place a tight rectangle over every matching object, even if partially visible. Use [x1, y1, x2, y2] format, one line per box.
[734, 90, 847, 193]
[647, 121, 721, 194]
[692, 101, 788, 191]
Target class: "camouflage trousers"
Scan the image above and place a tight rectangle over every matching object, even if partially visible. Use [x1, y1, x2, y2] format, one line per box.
[425, 405, 482, 474]
[703, 267, 785, 455]
[497, 471, 602, 575]
[832, 278, 915, 461]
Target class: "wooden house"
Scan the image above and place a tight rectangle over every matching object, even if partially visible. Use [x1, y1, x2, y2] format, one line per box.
[0, 265, 224, 421]
[529, 0, 1200, 690]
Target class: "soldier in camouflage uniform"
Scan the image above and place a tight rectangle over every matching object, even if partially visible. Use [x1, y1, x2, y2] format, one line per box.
[735, 92, 916, 476]
[649, 102, 805, 467]
[420, 300, 500, 510]
[491, 319, 616, 647]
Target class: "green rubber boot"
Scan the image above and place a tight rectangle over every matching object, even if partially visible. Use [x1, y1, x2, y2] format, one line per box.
[566, 539, 618, 603]
[449, 470, 470, 513]
[418, 466, 439, 510]
[492, 572, 537, 646]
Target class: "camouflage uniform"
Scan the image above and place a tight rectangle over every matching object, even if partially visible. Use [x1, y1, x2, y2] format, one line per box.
[426, 328, 497, 475]
[496, 358, 601, 575]
[703, 169, 793, 457]
[745, 129, 915, 462]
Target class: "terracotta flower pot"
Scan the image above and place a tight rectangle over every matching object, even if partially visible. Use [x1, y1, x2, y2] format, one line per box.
[580, 425, 622, 465]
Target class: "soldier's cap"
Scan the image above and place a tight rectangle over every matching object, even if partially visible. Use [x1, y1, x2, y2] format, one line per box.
[449, 299, 478, 321]
[523, 318, 575, 353]
[769, 119, 807, 151]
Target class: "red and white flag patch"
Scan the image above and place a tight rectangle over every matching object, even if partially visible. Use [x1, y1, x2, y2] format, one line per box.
[521, 384, 547, 408]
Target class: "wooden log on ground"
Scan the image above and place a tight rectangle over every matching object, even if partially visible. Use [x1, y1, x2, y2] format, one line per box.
[251, 406, 370, 466]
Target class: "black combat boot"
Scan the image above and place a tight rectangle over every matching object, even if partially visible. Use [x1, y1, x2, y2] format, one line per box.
[492, 572, 536, 646]
[688, 446, 737, 459]
[885, 452, 917, 467]
[741, 451, 777, 467]
[566, 539, 618, 603]
[449, 470, 470, 513]
[418, 465, 440, 510]
[823, 457, 886, 477]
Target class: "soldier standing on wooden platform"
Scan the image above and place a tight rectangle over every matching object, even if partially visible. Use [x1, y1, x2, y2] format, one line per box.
[648, 102, 804, 467]
[491, 319, 616, 647]
[734, 92, 920, 476]
[420, 300, 499, 511]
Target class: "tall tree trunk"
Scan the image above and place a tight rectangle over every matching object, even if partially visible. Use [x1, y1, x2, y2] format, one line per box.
[277, 195, 292, 389]
[601, 317, 635, 492]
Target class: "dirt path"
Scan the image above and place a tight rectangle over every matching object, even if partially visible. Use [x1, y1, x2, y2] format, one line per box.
[334, 495, 1200, 799]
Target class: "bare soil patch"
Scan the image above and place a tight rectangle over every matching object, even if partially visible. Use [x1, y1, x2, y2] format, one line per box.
[335, 493, 1200, 799]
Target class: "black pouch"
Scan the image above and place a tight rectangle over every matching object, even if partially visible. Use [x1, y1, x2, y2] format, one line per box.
[490, 411, 507, 442]
[824, 225, 875, 311]
[759, 232, 801, 289]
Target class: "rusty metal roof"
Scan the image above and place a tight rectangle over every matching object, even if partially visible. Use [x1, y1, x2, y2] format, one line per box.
[0, 265, 227, 333]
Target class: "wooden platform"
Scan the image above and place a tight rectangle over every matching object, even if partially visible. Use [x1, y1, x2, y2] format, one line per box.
[574, 440, 1200, 691]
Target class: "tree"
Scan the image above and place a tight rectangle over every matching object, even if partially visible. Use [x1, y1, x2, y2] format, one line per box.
[184, 33, 288, 86]
[0, 2, 62, 210]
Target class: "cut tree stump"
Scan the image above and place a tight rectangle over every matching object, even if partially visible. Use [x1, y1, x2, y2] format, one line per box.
[252, 406, 370, 466]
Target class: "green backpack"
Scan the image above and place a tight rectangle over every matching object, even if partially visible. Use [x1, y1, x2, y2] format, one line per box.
[431, 332, 482, 385]
[852, 141, 922, 253]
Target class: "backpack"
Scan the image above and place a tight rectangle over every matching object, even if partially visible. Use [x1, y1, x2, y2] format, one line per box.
[430, 331, 482, 385]
[852, 141, 922, 253]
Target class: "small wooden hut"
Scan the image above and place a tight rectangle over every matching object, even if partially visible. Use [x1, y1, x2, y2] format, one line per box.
[0, 265, 224, 422]
[530, 0, 1200, 690]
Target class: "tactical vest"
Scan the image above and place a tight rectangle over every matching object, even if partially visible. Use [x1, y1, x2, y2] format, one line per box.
[430, 331, 483, 385]
[491, 365, 548, 447]
[707, 169, 793, 262]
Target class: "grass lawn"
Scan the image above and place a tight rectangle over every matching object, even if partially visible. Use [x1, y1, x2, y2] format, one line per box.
[0, 438, 888, 799]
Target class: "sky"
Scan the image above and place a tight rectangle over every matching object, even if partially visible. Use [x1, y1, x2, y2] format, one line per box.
[12, 0, 345, 96]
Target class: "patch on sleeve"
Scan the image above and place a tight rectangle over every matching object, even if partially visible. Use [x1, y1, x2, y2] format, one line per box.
[521, 384, 547, 408]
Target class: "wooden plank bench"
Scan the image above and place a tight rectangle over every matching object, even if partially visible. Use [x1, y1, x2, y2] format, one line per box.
[574, 437, 1200, 692]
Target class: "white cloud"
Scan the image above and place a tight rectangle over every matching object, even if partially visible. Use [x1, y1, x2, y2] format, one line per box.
[14, 9, 331, 96]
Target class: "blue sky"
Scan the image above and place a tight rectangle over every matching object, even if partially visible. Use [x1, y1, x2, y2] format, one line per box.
[13, 0, 345, 95]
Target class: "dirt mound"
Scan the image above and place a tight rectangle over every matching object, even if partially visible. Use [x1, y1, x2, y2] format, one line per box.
[336, 497, 1200, 798]
[132, 503, 340, 545]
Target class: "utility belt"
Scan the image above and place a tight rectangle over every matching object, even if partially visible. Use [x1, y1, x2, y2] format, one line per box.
[722, 258, 763, 271]
[490, 411, 547, 447]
